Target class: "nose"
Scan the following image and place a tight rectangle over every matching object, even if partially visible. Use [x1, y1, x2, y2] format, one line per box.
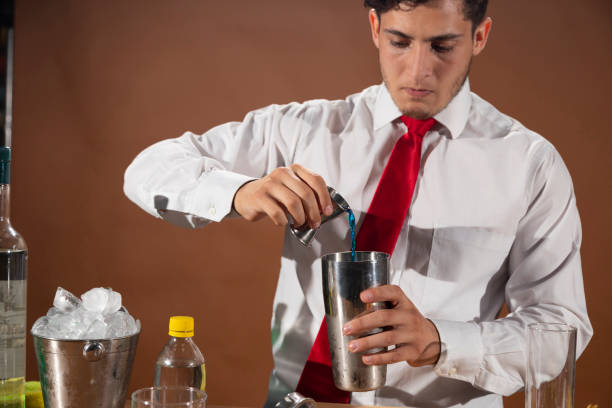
[406, 43, 433, 84]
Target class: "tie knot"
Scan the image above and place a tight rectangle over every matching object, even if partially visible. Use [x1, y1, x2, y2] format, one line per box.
[400, 116, 436, 138]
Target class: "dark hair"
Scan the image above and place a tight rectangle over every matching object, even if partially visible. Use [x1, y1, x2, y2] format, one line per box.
[363, 0, 488, 31]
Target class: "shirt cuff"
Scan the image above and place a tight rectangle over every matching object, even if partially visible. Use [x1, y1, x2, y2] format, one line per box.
[187, 169, 255, 222]
[430, 319, 484, 384]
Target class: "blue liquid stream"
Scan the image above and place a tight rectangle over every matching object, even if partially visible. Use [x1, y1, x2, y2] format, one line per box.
[347, 209, 356, 261]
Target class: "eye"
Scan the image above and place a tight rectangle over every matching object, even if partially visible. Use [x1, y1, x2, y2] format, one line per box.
[431, 43, 453, 54]
[390, 40, 410, 49]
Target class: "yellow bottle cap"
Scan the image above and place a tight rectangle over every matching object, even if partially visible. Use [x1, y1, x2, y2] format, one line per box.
[169, 316, 195, 337]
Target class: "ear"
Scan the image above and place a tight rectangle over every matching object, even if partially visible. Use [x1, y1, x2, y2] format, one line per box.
[472, 17, 492, 56]
[368, 9, 380, 49]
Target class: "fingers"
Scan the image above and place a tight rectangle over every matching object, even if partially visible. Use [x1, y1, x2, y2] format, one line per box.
[345, 315, 441, 367]
[360, 284, 407, 307]
[347, 324, 407, 353]
[277, 169, 323, 227]
[341, 285, 442, 367]
[232, 165, 333, 228]
[343, 285, 409, 336]
[256, 186, 292, 226]
[357, 337, 441, 367]
[290, 164, 334, 217]
[344, 308, 405, 336]
[361, 346, 407, 366]
[259, 180, 307, 227]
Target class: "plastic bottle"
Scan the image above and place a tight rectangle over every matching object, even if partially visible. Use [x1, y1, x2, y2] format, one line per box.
[154, 316, 206, 391]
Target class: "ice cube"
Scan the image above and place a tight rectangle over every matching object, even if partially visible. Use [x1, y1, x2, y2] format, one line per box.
[105, 310, 134, 338]
[46, 307, 62, 318]
[31, 316, 49, 337]
[71, 307, 99, 333]
[53, 287, 81, 312]
[105, 313, 122, 338]
[46, 312, 73, 339]
[128, 316, 139, 335]
[105, 290, 122, 315]
[123, 315, 140, 336]
[81, 288, 108, 313]
[81, 287, 122, 315]
[70, 312, 87, 338]
[85, 319, 107, 339]
[32, 286, 138, 340]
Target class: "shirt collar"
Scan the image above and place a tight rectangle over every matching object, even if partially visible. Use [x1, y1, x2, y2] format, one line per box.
[373, 83, 403, 131]
[373, 79, 472, 139]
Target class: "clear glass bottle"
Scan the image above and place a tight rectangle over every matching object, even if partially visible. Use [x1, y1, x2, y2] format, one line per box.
[0, 147, 27, 408]
[154, 316, 206, 391]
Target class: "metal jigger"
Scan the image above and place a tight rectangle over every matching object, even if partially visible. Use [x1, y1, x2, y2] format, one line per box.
[290, 186, 350, 246]
[274, 392, 316, 408]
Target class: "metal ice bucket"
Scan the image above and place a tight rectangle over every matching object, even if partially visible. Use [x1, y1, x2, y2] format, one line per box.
[32, 331, 140, 408]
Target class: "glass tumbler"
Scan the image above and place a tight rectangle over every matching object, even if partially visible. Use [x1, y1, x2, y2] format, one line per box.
[132, 386, 207, 408]
[525, 323, 577, 408]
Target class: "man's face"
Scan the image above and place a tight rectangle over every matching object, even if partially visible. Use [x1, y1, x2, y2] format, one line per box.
[369, 0, 491, 119]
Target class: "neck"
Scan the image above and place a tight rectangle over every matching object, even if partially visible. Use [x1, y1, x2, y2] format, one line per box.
[0, 184, 11, 222]
[171, 336, 191, 342]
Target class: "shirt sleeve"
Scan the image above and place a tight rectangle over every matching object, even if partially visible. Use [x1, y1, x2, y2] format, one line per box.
[430, 141, 593, 395]
[123, 102, 312, 227]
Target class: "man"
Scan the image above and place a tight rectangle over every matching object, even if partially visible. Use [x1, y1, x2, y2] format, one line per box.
[124, 0, 592, 406]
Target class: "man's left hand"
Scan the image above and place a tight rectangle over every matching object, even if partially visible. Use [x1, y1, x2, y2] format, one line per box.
[342, 284, 441, 367]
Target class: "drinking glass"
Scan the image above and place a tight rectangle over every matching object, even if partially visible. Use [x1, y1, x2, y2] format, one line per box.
[132, 386, 207, 408]
[525, 323, 577, 408]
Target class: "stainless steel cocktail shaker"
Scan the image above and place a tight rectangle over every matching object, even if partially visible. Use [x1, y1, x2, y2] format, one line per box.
[322, 251, 389, 391]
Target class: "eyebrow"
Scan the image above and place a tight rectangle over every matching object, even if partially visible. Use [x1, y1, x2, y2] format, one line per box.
[383, 29, 462, 42]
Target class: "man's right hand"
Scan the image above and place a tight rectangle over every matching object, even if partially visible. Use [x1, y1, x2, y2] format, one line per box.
[232, 164, 334, 229]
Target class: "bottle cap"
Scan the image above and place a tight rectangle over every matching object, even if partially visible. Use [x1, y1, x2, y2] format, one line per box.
[169, 316, 194, 337]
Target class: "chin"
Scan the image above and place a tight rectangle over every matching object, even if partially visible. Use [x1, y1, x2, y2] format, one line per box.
[401, 107, 433, 120]
[395, 95, 438, 119]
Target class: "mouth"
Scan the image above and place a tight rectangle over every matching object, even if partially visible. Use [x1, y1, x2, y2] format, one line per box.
[402, 87, 433, 98]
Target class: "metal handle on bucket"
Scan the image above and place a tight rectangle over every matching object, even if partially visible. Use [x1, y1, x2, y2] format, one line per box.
[83, 341, 105, 361]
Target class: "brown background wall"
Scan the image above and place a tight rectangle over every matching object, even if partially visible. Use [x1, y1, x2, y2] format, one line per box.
[12, 0, 611, 407]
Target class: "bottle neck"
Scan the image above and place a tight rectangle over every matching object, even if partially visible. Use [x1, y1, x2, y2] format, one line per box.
[0, 183, 11, 222]
[170, 336, 193, 343]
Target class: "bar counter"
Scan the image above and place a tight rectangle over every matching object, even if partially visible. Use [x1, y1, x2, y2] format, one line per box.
[124, 402, 389, 408]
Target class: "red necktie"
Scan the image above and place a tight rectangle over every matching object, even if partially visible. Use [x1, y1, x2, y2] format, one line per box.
[295, 116, 436, 401]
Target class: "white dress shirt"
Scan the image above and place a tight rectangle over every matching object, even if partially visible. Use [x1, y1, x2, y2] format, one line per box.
[124, 80, 592, 408]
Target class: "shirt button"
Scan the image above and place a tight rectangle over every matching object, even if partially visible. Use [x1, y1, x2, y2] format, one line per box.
[449, 367, 457, 375]
[209, 207, 216, 216]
